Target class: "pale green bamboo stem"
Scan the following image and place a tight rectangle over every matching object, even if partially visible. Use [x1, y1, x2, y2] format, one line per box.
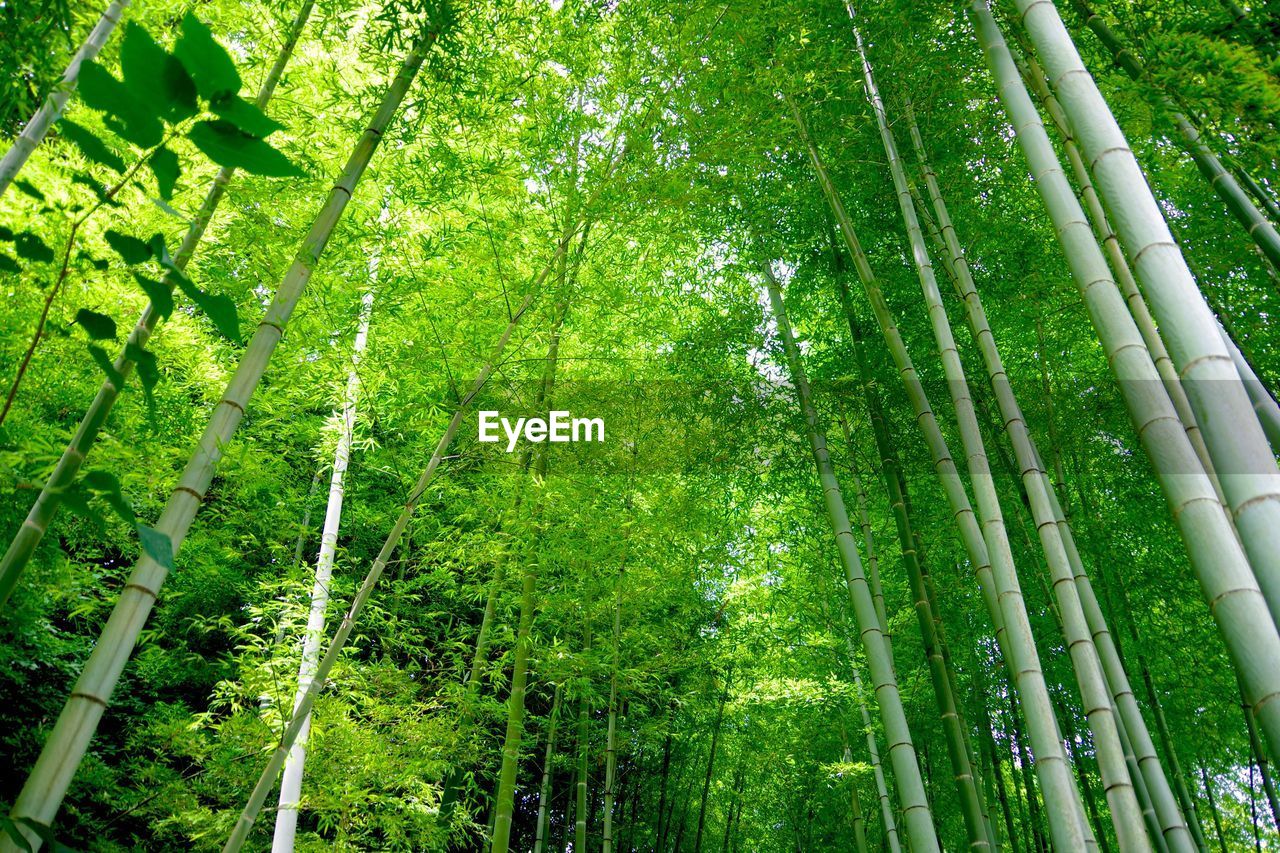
[906, 93, 1189, 851]
[1012, 0, 1280, 644]
[0, 0, 130, 198]
[763, 262, 940, 851]
[0, 0, 318, 610]
[860, 28, 1143, 846]
[784, 91, 1090, 852]
[970, 0, 1280, 768]
[1, 30, 431, 852]
[221, 289, 537, 852]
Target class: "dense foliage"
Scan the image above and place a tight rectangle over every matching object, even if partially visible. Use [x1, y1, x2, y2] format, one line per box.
[1, 0, 1279, 850]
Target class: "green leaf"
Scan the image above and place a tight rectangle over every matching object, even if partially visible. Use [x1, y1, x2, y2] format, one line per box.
[138, 524, 174, 570]
[148, 233, 173, 268]
[88, 344, 124, 389]
[133, 274, 174, 319]
[210, 96, 284, 138]
[174, 14, 242, 102]
[0, 256, 20, 273]
[0, 818, 33, 852]
[187, 121, 302, 177]
[14, 231, 54, 263]
[0, 226, 13, 241]
[174, 275, 240, 342]
[75, 309, 117, 340]
[59, 119, 127, 173]
[149, 146, 180, 200]
[120, 23, 198, 122]
[70, 173, 121, 207]
[77, 61, 164, 149]
[125, 341, 160, 406]
[151, 197, 185, 220]
[82, 470, 136, 526]
[104, 230, 152, 265]
[13, 180, 45, 202]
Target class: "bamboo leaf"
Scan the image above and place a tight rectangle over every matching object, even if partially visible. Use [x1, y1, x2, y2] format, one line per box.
[75, 309, 117, 341]
[187, 120, 303, 177]
[149, 146, 180, 200]
[13, 231, 53, 264]
[13, 180, 45, 202]
[82, 470, 136, 527]
[120, 23, 199, 123]
[103, 230, 153, 265]
[58, 119, 126, 173]
[211, 96, 284, 139]
[87, 345, 123, 389]
[174, 14, 242, 102]
[138, 525, 174, 570]
[77, 61, 165, 149]
[174, 274, 241, 342]
[133, 274, 174, 319]
[125, 341, 160, 407]
[0, 256, 19, 273]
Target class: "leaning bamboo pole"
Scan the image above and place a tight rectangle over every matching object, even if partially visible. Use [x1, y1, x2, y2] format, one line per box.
[0, 0, 319, 610]
[0, 0, 130, 198]
[763, 261, 940, 851]
[0, 25, 436, 851]
[1066, 0, 1280, 273]
[221, 288, 540, 852]
[857, 30, 1145, 848]
[905, 96, 1192, 851]
[271, 260, 379, 851]
[969, 0, 1280, 763]
[786, 93, 1091, 850]
[1011, 0, 1280, 636]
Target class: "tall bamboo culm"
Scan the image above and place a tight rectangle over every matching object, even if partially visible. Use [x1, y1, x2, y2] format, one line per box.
[969, 0, 1280, 765]
[271, 243, 380, 852]
[856, 27, 1147, 849]
[1010, 0, 1280, 642]
[222, 289, 539, 852]
[0, 0, 319, 610]
[1067, 0, 1280, 272]
[786, 92, 1092, 851]
[763, 261, 941, 852]
[0, 0, 130, 199]
[0, 24, 436, 852]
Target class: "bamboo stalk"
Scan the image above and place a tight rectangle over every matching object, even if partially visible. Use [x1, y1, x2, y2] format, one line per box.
[0, 27, 433, 852]
[763, 262, 940, 851]
[0, 0, 319, 609]
[0, 0, 131, 198]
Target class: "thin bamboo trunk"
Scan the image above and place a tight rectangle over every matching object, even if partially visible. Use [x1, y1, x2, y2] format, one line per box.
[603, 569, 624, 853]
[1199, 766, 1229, 853]
[970, 0, 1280, 766]
[1008, 39, 1221, 498]
[1240, 675, 1280, 830]
[575, 690, 589, 853]
[840, 729, 872, 853]
[1, 25, 431, 852]
[980, 700, 1021, 853]
[219, 283, 538, 852]
[694, 671, 730, 853]
[907, 90, 1188, 851]
[1067, 0, 1280, 272]
[862, 29, 1143, 846]
[533, 684, 562, 853]
[1011, 0, 1280, 645]
[0, 0, 130, 198]
[490, 254, 579, 853]
[0, 0, 318, 610]
[655, 727, 674, 849]
[786, 91, 1088, 851]
[270, 283, 376, 853]
[762, 263, 939, 851]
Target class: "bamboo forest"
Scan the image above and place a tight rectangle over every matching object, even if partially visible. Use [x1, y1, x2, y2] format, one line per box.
[6, 0, 1280, 850]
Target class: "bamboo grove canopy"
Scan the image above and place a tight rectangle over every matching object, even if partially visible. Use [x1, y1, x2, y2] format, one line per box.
[1, 0, 1280, 849]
